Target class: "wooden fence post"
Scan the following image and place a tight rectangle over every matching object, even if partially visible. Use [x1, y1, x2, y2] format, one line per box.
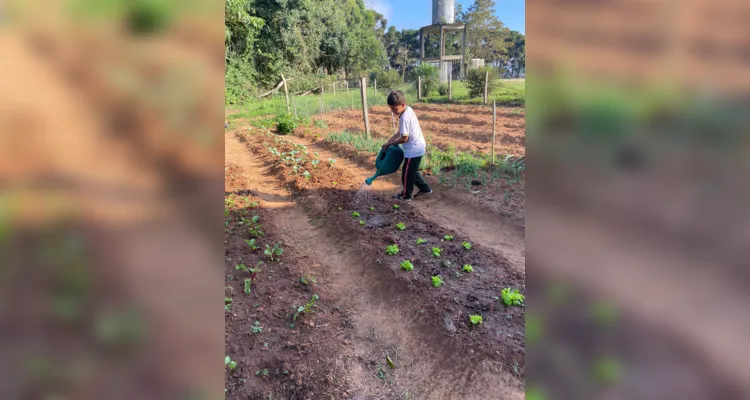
[333, 82, 336, 94]
[418, 76, 422, 100]
[448, 73, 452, 101]
[491, 100, 497, 165]
[360, 77, 371, 139]
[374, 79, 377, 96]
[281, 73, 290, 114]
[484, 71, 490, 104]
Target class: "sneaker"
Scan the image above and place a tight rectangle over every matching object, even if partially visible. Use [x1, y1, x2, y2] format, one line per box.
[414, 189, 433, 199]
[393, 193, 413, 201]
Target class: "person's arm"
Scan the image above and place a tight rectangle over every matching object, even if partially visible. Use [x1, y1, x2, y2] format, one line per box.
[382, 113, 410, 149]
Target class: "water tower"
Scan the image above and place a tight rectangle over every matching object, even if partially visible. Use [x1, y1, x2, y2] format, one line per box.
[419, 0, 467, 82]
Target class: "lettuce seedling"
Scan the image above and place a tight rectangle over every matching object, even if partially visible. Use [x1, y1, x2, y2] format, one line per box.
[244, 279, 252, 294]
[501, 288, 525, 306]
[395, 222, 406, 230]
[400, 260, 414, 271]
[443, 235, 453, 241]
[385, 244, 399, 255]
[245, 239, 260, 251]
[351, 211, 360, 218]
[432, 247, 443, 257]
[462, 264, 474, 273]
[225, 356, 237, 370]
[462, 241, 472, 250]
[431, 275, 444, 288]
[293, 294, 320, 320]
[469, 315, 483, 325]
[265, 242, 284, 261]
[416, 238, 427, 245]
[392, 204, 400, 209]
[359, 220, 366, 225]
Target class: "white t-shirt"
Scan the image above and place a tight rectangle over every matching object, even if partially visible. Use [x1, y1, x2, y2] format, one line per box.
[398, 106, 426, 158]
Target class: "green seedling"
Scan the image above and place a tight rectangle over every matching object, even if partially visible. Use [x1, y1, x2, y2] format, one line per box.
[416, 238, 427, 245]
[251, 321, 263, 334]
[369, 206, 375, 211]
[432, 247, 443, 257]
[245, 239, 260, 251]
[293, 294, 320, 320]
[351, 211, 360, 218]
[462, 264, 474, 273]
[225, 356, 237, 370]
[359, 220, 366, 225]
[328, 158, 336, 167]
[235, 264, 248, 271]
[400, 260, 414, 271]
[256, 369, 269, 377]
[469, 315, 483, 325]
[431, 275, 444, 288]
[244, 279, 252, 294]
[443, 235, 453, 241]
[251, 215, 260, 224]
[392, 204, 400, 209]
[338, 207, 343, 211]
[462, 241, 472, 250]
[248, 226, 264, 238]
[385, 244, 399, 255]
[224, 297, 232, 312]
[311, 159, 320, 168]
[300, 275, 317, 285]
[302, 171, 311, 180]
[395, 222, 406, 230]
[501, 288, 525, 306]
[264, 242, 284, 261]
[224, 208, 229, 217]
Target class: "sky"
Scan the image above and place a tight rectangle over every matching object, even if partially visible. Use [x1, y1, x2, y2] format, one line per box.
[365, 0, 525, 34]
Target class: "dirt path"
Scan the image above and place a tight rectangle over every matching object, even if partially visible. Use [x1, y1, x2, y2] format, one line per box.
[281, 134, 526, 272]
[226, 132, 524, 399]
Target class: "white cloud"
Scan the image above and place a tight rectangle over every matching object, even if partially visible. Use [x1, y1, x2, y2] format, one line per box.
[365, 0, 393, 21]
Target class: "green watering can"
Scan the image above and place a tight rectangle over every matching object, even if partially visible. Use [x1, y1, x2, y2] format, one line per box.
[365, 145, 404, 185]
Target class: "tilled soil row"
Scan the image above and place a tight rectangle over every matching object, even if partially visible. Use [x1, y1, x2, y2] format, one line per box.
[237, 129, 526, 381]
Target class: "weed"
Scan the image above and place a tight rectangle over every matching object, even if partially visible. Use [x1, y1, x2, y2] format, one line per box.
[351, 211, 360, 218]
[264, 242, 284, 261]
[244, 279, 252, 294]
[385, 244, 399, 255]
[293, 294, 320, 320]
[431, 275, 444, 288]
[400, 260, 414, 271]
[251, 321, 263, 334]
[416, 238, 427, 245]
[501, 288, 525, 306]
[444, 235, 453, 241]
[245, 238, 260, 251]
[469, 315, 483, 325]
[462, 264, 474, 273]
[432, 247, 443, 257]
[395, 222, 406, 230]
[462, 241, 472, 250]
[225, 356, 237, 370]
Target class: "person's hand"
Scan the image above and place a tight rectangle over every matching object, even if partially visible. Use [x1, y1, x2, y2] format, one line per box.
[381, 142, 390, 150]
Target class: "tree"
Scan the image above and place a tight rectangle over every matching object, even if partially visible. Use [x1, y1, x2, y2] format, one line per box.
[505, 30, 525, 78]
[458, 0, 510, 70]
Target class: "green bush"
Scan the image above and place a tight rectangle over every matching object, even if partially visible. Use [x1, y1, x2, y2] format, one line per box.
[275, 113, 297, 135]
[126, 0, 174, 35]
[467, 66, 501, 99]
[412, 64, 439, 96]
[438, 84, 449, 96]
[374, 69, 401, 93]
[225, 59, 258, 105]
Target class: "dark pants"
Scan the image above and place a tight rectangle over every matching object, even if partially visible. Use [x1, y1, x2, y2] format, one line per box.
[401, 156, 431, 198]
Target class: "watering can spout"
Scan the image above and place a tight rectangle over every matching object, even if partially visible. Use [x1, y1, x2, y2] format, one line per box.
[365, 171, 380, 185]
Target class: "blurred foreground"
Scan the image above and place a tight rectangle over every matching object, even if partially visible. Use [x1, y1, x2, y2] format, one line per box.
[528, 0, 750, 398]
[0, 0, 224, 398]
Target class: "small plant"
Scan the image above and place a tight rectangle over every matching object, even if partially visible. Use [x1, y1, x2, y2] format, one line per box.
[251, 321, 263, 333]
[244, 279, 252, 294]
[275, 113, 297, 135]
[302, 171, 311, 180]
[311, 159, 320, 168]
[224, 297, 232, 312]
[462, 241, 472, 250]
[395, 222, 406, 230]
[469, 315, 483, 325]
[235, 263, 248, 271]
[293, 294, 319, 320]
[359, 220, 366, 225]
[328, 158, 336, 167]
[314, 119, 328, 129]
[351, 211, 360, 218]
[443, 235, 453, 241]
[300, 275, 317, 285]
[501, 288, 525, 306]
[432, 247, 443, 257]
[400, 260, 414, 271]
[245, 238, 260, 251]
[392, 204, 400, 209]
[416, 238, 427, 245]
[462, 264, 474, 273]
[385, 244, 399, 255]
[431, 275, 444, 288]
[369, 206, 375, 211]
[225, 356, 237, 370]
[264, 242, 284, 261]
[248, 226, 264, 238]
[256, 369, 269, 377]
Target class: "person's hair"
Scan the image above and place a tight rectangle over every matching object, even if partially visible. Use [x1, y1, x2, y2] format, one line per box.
[387, 90, 406, 107]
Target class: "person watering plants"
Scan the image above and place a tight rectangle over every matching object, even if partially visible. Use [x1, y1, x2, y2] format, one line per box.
[381, 90, 433, 201]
